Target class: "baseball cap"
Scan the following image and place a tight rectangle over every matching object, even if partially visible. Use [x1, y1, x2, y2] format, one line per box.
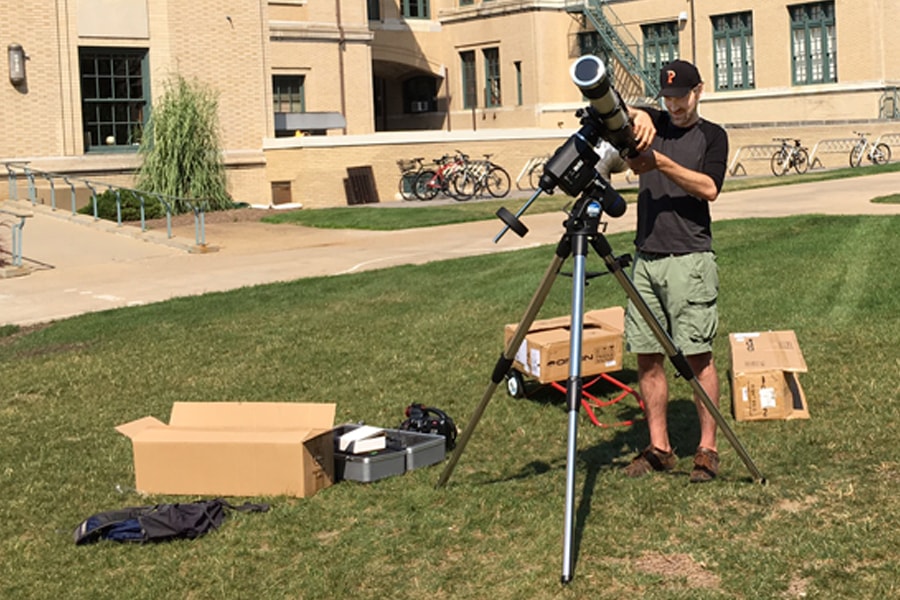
[658, 60, 702, 97]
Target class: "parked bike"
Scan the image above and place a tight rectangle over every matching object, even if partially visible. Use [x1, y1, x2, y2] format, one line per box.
[770, 138, 809, 176]
[453, 154, 511, 200]
[397, 157, 426, 201]
[849, 131, 891, 167]
[413, 151, 469, 201]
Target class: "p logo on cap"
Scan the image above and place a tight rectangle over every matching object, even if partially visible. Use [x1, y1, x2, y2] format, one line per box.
[658, 60, 702, 98]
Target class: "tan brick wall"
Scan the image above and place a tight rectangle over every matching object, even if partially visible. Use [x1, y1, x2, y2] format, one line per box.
[154, 1, 269, 149]
[263, 117, 900, 207]
[264, 133, 570, 208]
[0, 0, 70, 158]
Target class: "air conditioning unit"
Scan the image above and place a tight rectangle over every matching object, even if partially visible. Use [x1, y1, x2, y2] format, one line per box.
[410, 100, 430, 113]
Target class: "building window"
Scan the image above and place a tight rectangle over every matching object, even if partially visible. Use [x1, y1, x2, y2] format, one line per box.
[461, 51, 476, 109]
[712, 12, 755, 91]
[514, 61, 523, 106]
[459, 0, 474, 5]
[79, 47, 149, 152]
[273, 75, 305, 113]
[642, 21, 680, 81]
[578, 31, 614, 86]
[401, 0, 429, 18]
[790, 1, 836, 85]
[578, 31, 604, 57]
[403, 76, 436, 113]
[367, 0, 380, 20]
[483, 47, 501, 108]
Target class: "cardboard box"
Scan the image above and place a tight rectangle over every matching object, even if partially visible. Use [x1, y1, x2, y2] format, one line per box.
[116, 402, 336, 497]
[729, 331, 809, 421]
[504, 306, 624, 384]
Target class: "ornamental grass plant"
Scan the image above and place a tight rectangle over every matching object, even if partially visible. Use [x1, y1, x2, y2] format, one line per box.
[136, 75, 232, 213]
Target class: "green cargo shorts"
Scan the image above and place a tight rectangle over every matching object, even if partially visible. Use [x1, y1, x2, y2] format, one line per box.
[624, 251, 719, 355]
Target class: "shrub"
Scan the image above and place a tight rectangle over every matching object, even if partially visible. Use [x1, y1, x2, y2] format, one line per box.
[77, 189, 165, 222]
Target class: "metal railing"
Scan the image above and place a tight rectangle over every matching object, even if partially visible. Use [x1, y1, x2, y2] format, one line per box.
[0, 204, 32, 268]
[2, 162, 209, 247]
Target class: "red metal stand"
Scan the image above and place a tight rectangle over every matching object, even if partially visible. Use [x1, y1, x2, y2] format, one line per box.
[549, 373, 645, 428]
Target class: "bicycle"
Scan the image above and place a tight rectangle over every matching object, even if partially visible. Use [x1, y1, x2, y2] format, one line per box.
[396, 157, 426, 201]
[413, 151, 469, 201]
[770, 138, 809, 176]
[453, 154, 511, 200]
[849, 131, 891, 167]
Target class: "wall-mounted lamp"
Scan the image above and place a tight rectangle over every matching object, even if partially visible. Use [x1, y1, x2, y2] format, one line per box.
[677, 11, 689, 32]
[8, 43, 26, 86]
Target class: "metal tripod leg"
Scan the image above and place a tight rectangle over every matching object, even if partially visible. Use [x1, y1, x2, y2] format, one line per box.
[561, 233, 590, 583]
[436, 238, 570, 489]
[589, 234, 766, 484]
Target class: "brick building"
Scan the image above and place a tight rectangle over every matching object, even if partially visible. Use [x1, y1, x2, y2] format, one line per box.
[2, 1, 898, 208]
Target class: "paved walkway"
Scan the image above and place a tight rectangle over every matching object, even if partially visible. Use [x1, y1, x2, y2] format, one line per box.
[2, 172, 899, 326]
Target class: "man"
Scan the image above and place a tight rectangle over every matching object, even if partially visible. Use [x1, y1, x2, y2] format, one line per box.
[622, 59, 729, 483]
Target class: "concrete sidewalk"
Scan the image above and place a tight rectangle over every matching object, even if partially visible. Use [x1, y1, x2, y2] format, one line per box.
[2, 172, 899, 327]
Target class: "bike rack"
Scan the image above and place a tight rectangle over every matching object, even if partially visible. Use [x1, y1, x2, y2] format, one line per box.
[806, 138, 858, 169]
[727, 144, 781, 176]
[874, 132, 900, 148]
[515, 155, 548, 190]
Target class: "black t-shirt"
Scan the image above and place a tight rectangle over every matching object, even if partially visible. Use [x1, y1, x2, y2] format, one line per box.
[634, 107, 728, 254]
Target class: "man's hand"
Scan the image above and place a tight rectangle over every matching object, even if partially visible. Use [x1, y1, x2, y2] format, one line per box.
[629, 108, 656, 152]
[626, 149, 658, 175]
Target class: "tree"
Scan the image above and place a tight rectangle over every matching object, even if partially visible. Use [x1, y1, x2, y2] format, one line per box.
[136, 75, 232, 213]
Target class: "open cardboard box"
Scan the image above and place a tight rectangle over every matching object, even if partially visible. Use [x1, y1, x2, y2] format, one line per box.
[116, 402, 336, 497]
[504, 306, 624, 384]
[729, 331, 809, 421]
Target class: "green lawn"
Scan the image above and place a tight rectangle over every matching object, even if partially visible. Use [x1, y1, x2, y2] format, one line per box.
[2, 213, 899, 599]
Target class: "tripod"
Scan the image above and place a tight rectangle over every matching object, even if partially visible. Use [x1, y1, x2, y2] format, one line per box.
[436, 182, 766, 584]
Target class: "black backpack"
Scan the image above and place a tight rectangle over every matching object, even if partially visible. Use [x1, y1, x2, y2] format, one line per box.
[73, 498, 269, 545]
[399, 403, 457, 450]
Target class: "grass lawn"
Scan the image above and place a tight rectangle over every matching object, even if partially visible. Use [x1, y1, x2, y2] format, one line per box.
[2, 211, 899, 599]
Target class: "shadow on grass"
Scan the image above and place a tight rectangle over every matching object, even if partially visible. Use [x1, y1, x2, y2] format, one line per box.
[482, 394, 704, 579]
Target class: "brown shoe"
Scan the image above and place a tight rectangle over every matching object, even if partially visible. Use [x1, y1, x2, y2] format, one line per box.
[690, 447, 719, 483]
[624, 445, 677, 477]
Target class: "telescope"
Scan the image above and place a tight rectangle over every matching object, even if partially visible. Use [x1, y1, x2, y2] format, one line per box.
[495, 55, 636, 241]
[569, 54, 639, 158]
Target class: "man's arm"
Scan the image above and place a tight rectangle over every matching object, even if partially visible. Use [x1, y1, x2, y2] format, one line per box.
[629, 151, 721, 202]
[625, 107, 724, 202]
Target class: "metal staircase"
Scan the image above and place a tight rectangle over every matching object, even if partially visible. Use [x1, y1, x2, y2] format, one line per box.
[567, 0, 660, 103]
